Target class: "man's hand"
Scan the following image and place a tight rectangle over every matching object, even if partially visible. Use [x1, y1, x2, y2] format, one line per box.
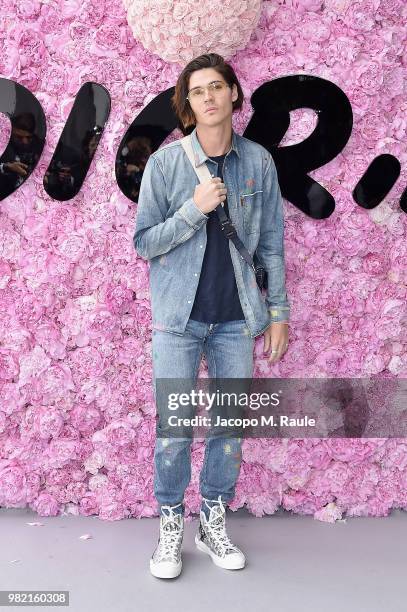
[263, 321, 289, 363]
[6, 161, 28, 176]
[193, 177, 227, 214]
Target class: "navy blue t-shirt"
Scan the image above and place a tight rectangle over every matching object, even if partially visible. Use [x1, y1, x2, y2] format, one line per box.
[189, 153, 245, 323]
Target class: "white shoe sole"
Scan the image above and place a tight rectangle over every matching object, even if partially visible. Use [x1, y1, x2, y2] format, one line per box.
[150, 558, 182, 579]
[195, 534, 245, 570]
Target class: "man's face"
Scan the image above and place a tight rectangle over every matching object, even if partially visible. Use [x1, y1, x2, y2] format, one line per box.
[187, 68, 238, 127]
[10, 127, 33, 155]
[11, 127, 34, 152]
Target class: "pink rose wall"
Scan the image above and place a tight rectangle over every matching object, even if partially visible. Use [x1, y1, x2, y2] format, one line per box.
[0, 0, 406, 522]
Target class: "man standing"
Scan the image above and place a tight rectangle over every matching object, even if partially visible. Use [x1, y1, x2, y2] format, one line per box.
[133, 53, 290, 578]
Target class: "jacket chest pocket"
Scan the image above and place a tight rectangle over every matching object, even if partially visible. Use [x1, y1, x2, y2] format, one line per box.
[240, 190, 263, 235]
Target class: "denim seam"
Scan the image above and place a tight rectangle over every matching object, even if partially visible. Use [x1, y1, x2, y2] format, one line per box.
[200, 337, 217, 495]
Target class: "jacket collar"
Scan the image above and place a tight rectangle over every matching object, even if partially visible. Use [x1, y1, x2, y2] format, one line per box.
[189, 125, 240, 167]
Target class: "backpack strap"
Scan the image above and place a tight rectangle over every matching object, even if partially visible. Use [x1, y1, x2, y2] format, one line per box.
[179, 134, 256, 274]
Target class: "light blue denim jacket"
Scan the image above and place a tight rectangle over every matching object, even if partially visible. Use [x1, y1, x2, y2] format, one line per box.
[133, 126, 290, 338]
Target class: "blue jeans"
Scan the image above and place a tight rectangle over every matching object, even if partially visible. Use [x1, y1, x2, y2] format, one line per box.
[152, 318, 255, 518]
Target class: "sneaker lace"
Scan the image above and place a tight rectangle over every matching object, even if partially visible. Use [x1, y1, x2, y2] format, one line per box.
[203, 496, 240, 555]
[156, 504, 183, 562]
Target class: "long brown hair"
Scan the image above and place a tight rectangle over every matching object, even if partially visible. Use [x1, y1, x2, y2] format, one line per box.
[171, 53, 244, 133]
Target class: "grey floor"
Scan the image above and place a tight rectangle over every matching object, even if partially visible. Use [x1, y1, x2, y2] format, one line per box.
[1, 505, 407, 612]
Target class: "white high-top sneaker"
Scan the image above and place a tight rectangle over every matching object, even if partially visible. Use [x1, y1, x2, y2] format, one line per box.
[150, 502, 184, 579]
[195, 495, 246, 570]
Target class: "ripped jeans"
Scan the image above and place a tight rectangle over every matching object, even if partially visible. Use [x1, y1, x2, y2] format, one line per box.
[152, 318, 255, 518]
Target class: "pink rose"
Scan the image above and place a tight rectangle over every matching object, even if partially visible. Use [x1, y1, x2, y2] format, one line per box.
[324, 439, 377, 463]
[350, 58, 384, 94]
[94, 25, 127, 53]
[0, 463, 27, 506]
[299, 14, 331, 41]
[66, 480, 88, 502]
[377, 0, 405, 20]
[45, 468, 72, 487]
[345, 2, 378, 31]
[101, 282, 133, 315]
[79, 492, 99, 515]
[324, 0, 353, 14]
[47, 439, 78, 468]
[68, 347, 105, 379]
[362, 253, 390, 275]
[272, 6, 300, 30]
[31, 491, 60, 516]
[17, 0, 41, 19]
[173, 3, 190, 20]
[35, 406, 64, 439]
[71, 405, 102, 435]
[285, 0, 324, 12]
[17, 28, 46, 66]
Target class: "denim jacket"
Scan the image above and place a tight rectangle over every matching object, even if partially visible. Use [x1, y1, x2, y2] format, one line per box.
[133, 126, 290, 338]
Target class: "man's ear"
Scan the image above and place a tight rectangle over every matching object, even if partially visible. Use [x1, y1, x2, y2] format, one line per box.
[232, 84, 238, 103]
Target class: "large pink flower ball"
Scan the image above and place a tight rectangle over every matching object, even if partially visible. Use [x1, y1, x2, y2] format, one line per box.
[122, 0, 263, 63]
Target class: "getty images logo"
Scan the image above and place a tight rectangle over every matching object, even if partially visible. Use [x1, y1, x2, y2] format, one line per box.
[0, 75, 405, 218]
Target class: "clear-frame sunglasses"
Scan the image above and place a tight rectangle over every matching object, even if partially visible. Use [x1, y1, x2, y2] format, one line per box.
[186, 80, 230, 102]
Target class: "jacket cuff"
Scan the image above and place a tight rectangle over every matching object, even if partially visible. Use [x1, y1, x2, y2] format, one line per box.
[268, 306, 290, 323]
[178, 197, 209, 228]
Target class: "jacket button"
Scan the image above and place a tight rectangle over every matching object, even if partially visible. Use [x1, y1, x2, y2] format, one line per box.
[194, 273, 198, 276]
[200, 245, 203, 248]
[188, 300, 191, 303]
